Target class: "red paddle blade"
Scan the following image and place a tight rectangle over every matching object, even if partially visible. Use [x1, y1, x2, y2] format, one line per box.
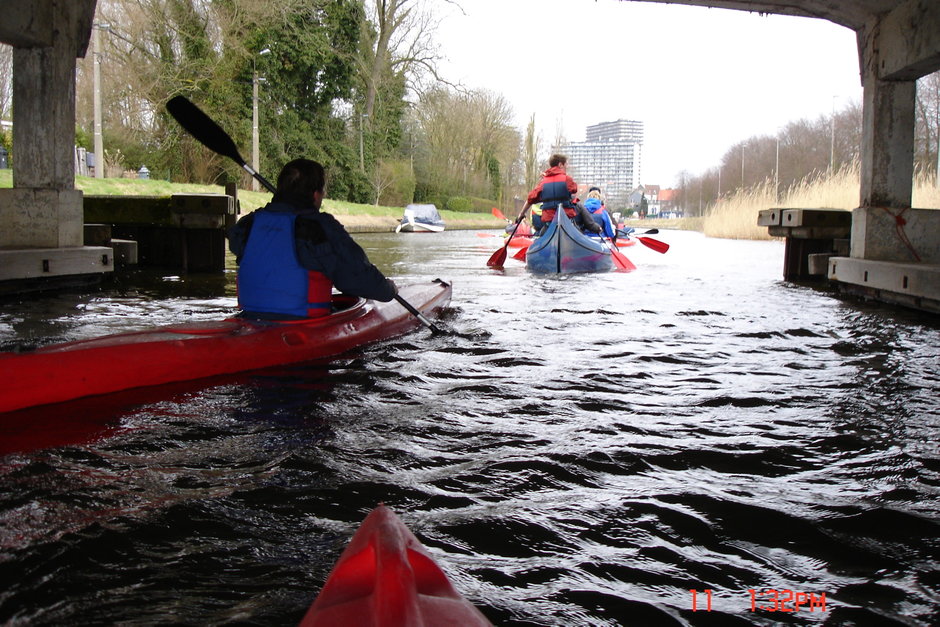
[602, 238, 636, 272]
[491, 207, 507, 220]
[611, 248, 636, 271]
[512, 246, 528, 260]
[637, 236, 669, 254]
[486, 246, 509, 268]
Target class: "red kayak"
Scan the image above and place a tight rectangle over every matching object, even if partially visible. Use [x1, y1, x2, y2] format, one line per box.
[506, 235, 533, 249]
[0, 280, 451, 413]
[301, 505, 491, 626]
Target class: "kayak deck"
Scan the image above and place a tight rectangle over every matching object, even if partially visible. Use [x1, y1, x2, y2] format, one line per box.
[301, 504, 491, 626]
[0, 280, 451, 413]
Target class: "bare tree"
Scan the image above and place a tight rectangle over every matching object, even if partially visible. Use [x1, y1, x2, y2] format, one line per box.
[0, 44, 11, 122]
[523, 113, 541, 192]
[413, 86, 515, 202]
[678, 97, 865, 213]
[371, 158, 414, 205]
[359, 0, 457, 118]
[916, 70, 940, 177]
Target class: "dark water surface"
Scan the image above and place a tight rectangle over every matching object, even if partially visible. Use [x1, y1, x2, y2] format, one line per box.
[1, 229, 938, 626]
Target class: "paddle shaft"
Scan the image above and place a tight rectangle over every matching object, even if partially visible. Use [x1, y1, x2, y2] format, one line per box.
[394, 294, 444, 334]
[165, 96, 445, 335]
[245, 164, 276, 194]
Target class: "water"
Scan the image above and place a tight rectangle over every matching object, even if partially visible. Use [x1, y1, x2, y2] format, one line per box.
[1, 229, 938, 626]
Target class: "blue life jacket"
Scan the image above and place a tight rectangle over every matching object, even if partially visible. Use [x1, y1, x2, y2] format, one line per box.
[237, 210, 332, 318]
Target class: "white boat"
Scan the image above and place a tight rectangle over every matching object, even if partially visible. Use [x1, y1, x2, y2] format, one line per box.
[395, 203, 445, 233]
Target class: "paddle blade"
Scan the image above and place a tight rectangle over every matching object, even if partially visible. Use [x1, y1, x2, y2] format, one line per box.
[512, 246, 528, 261]
[601, 237, 636, 272]
[637, 236, 669, 254]
[166, 96, 246, 166]
[491, 207, 507, 221]
[486, 246, 509, 268]
[611, 247, 636, 271]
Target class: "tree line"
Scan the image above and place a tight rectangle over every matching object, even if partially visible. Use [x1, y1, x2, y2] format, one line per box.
[2, 3, 939, 215]
[675, 71, 940, 216]
[65, 0, 519, 212]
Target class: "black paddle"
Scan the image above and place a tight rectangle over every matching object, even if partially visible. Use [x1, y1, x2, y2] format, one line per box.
[617, 228, 659, 237]
[165, 95, 446, 336]
[166, 95, 276, 193]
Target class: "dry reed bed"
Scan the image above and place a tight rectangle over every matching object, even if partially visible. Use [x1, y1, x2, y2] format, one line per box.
[703, 164, 940, 240]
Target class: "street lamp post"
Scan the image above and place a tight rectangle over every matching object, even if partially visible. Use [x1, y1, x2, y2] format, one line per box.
[92, 23, 109, 179]
[775, 134, 780, 202]
[830, 94, 838, 176]
[252, 48, 271, 192]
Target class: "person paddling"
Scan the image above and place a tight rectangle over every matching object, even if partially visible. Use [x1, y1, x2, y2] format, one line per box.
[584, 186, 617, 243]
[521, 154, 601, 236]
[228, 158, 397, 320]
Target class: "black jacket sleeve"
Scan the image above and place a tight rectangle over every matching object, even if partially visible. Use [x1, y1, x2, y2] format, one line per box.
[227, 212, 255, 263]
[294, 213, 396, 302]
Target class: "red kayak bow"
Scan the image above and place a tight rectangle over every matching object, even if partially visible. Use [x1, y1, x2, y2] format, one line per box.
[300, 505, 491, 626]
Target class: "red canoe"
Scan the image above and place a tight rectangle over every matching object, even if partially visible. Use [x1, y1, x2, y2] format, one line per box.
[300, 505, 491, 626]
[0, 280, 451, 414]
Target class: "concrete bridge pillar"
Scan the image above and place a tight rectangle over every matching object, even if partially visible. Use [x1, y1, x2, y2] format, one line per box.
[826, 2, 940, 312]
[0, 0, 112, 290]
[858, 75, 915, 210]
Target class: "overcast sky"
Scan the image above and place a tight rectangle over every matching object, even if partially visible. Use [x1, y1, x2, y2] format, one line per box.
[433, 0, 864, 187]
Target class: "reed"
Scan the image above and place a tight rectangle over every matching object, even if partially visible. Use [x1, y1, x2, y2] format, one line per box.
[913, 170, 940, 208]
[703, 178, 781, 240]
[703, 161, 940, 239]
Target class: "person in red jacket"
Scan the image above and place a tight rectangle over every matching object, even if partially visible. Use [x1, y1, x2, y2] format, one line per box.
[521, 154, 600, 234]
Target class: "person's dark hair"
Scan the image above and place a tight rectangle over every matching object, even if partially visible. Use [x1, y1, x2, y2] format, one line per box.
[274, 158, 325, 208]
[548, 154, 567, 168]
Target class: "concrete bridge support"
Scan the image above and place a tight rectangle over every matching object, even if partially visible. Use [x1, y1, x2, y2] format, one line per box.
[0, 0, 112, 291]
[638, 1, 940, 312]
[828, 0, 940, 312]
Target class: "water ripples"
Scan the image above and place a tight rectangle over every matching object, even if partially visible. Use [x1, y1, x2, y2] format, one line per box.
[1, 230, 938, 625]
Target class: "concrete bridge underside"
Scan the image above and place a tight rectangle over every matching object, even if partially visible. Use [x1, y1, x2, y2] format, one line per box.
[1, 0, 938, 310]
[635, 0, 940, 312]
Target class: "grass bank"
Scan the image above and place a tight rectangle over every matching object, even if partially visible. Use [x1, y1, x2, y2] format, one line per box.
[0, 171, 505, 232]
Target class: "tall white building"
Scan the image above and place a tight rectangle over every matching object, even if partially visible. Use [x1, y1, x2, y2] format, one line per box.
[554, 119, 643, 209]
